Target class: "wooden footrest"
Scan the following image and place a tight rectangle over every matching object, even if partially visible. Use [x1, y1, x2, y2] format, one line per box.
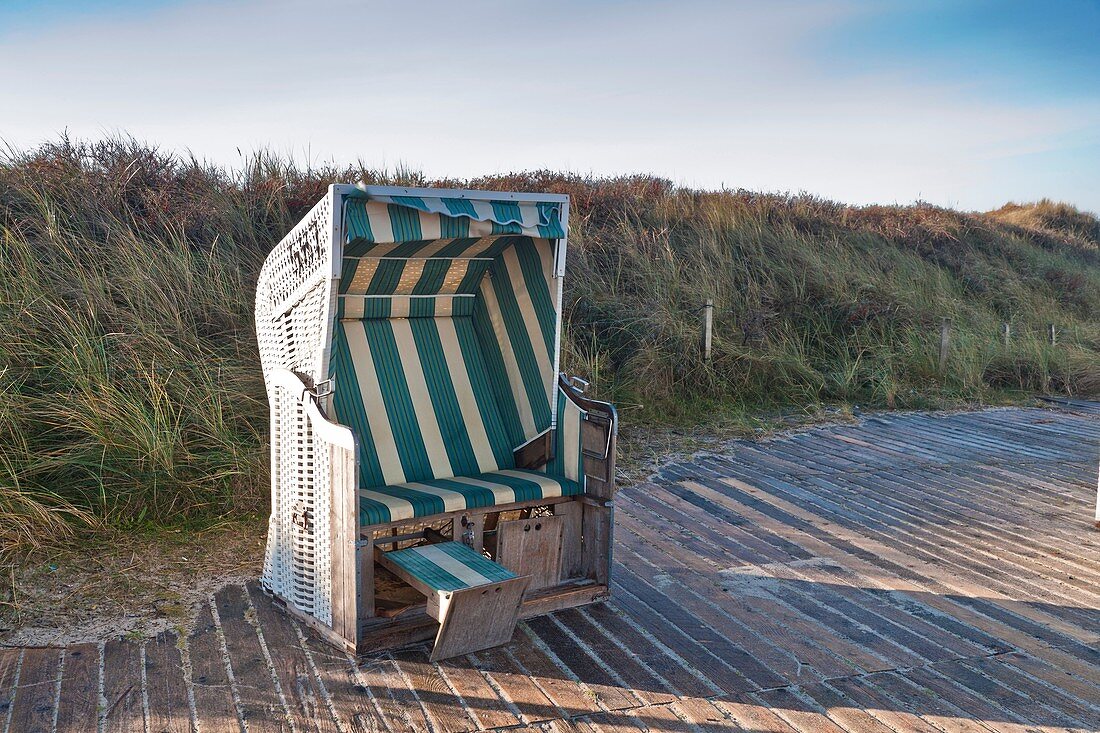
[376, 542, 531, 661]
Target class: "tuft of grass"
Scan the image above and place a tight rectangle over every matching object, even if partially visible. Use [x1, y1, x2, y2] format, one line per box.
[0, 137, 1097, 554]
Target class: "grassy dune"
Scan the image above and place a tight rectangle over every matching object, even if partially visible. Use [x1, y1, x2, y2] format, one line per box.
[1, 138, 1097, 551]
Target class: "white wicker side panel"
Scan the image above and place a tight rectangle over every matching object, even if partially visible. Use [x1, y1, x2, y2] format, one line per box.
[283, 389, 318, 615]
[256, 193, 339, 628]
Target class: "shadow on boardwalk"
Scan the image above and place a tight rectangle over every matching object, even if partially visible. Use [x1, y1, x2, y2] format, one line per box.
[1, 403, 1098, 732]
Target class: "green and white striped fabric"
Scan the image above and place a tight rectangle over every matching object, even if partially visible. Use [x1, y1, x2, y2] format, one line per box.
[548, 386, 587, 484]
[383, 541, 517, 592]
[331, 315, 515, 488]
[330, 193, 571, 526]
[344, 195, 564, 247]
[359, 469, 582, 526]
[331, 241, 558, 475]
[472, 237, 557, 442]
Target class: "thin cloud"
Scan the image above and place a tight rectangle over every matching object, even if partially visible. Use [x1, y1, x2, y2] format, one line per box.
[1, 0, 1096, 212]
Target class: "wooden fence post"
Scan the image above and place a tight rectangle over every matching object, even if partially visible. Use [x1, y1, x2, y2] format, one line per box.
[938, 319, 951, 373]
[1002, 322, 1010, 348]
[702, 299, 714, 362]
[1048, 323, 1056, 346]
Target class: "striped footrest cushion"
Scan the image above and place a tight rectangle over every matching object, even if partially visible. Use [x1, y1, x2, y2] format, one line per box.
[359, 468, 582, 526]
[383, 541, 516, 592]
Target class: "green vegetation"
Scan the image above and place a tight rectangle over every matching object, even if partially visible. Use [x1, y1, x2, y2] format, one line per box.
[1, 138, 1097, 552]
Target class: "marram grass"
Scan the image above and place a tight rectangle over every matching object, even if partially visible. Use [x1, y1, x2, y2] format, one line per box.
[0, 138, 1097, 552]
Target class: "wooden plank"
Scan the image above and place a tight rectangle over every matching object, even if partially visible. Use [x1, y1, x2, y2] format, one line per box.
[578, 706, 646, 733]
[144, 632, 190, 733]
[246, 582, 339, 733]
[671, 698, 747, 733]
[331, 442, 363, 647]
[433, 653, 522, 730]
[298, 633, 389, 733]
[503, 627, 607, 717]
[642, 477, 1012, 660]
[671, 474, 1020, 658]
[6, 647, 60, 733]
[102, 639, 143, 733]
[860, 671, 995, 733]
[630, 491, 929, 673]
[616, 527, 859, 681]
[620, 703, 693, 733]
[607, 579, 759, 695]
[581, 504, 612, 584]
[715, 695, 799, 732]
[213, 585, 289, 732]
[55, 644, 99, 733]
[902, 663, 1041, 731]
[610, 561, 788, 691]
[548, 609, 676, 705]
[772, 470, 1099, 633]
[431, 576, 530, 661]
[519, 582, 609, 618]
[0, 648, 22, 729]
[829, 467, 1100, 621]
[497, 515, 564, 591]
[959, 656, 1099, 730]
[750, 687, 849, 733]
[518, 617, 641, 712]
[353, 653, 433, 733]
[794, 680, 897, 733]
[824, 676, 944, 733]
[187, 600, 240, 732]
[470, 645, 562, 724]
[554, 500, 584, 580]
[389, 648, 478, 733]
[700, 472, 1099, 664]
[873, 464, 1100, 593]
[581, 602, 719, 699]
[1001, 652, 1100, 716]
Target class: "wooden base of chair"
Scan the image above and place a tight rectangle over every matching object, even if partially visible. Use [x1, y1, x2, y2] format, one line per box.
[374, 541, 531, 661]
[354, 580, 610, 656]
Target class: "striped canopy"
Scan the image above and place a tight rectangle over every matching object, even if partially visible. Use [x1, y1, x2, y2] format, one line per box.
[344, 192, 565, 246]
[329, 189, 567, 513]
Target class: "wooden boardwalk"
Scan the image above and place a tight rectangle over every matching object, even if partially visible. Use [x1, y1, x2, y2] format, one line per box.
[2, 404, 1098, 733]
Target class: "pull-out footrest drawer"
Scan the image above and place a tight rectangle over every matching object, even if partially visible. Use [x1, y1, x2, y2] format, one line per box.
[376, 542, 531, 661]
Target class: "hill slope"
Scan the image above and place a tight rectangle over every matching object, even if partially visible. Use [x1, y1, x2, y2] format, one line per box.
[1, 139, 1097, 550]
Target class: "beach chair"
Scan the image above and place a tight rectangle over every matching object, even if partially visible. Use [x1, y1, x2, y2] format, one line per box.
[255, 185, 617, 659]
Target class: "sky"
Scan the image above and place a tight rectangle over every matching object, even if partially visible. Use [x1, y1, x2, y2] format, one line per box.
[1, 0, 1097, 213]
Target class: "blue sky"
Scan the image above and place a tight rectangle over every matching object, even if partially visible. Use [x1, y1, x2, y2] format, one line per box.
[1, 0, 1097, 213]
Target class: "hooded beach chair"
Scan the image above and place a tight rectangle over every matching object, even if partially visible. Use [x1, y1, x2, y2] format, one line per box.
[255, 185, 617, 659]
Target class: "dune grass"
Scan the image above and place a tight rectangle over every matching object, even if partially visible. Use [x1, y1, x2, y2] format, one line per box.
[0, 138, 1097, 552]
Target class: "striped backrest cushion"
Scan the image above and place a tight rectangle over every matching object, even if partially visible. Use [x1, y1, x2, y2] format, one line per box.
[330, 316, 516, 489]
[470, 237, 556, 446]
[329, 235, 559, 489]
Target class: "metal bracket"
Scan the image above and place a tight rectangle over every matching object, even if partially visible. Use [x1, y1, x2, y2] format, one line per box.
[566, 375, 590, 394]
[291, 502, 314, 531]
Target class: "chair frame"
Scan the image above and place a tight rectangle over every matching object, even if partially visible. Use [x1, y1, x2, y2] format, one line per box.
[256, 185, 617, 654]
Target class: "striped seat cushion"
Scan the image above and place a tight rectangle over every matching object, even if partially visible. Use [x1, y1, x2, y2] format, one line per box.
[382, 542, 517, 592]
[359, 468, 582, 526]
